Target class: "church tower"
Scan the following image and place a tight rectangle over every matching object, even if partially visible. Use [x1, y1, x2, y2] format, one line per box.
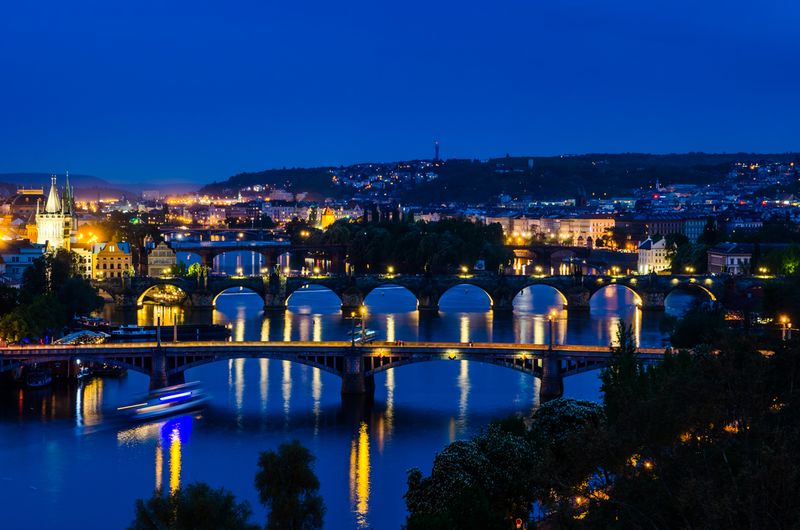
[36, 174, 75, 251]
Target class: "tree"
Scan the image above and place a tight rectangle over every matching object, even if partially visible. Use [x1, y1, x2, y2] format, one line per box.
[255, 440, 325, 530]
[128, 482, 258, 530]
[404, 423, 539, 529]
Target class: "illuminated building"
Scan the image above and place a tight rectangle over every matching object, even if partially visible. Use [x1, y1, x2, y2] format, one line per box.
[147, 241, 177, 277]
[35, 174, 77, 251]
[637, 237, 670, 274]
[93, 239, 132, 279]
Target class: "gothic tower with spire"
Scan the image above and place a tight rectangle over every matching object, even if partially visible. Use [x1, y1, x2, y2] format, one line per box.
[36, 173, 76, 251]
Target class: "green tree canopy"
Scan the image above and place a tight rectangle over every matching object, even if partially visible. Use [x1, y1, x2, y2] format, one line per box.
[255, 440, 325, 530]
[128, 482, 258, 530]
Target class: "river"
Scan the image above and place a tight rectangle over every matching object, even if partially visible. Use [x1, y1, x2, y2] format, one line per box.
[0, 261, 699, 529]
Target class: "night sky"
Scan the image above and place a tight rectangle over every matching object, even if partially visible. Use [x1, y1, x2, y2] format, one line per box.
[1, 0, 798, 184]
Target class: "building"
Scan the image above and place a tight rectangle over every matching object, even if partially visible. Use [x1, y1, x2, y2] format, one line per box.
[93, 239, 132, 279]
[320, 207, 336, 229]
[72, 244, 94, 279]
[707, 243, 752, 275]
[0, 242, 46, 284]
[637, 237, 671, 274]
[36, 174, 77, 251]
[2, 188, 45, 222]
[147, 241, 176, 277]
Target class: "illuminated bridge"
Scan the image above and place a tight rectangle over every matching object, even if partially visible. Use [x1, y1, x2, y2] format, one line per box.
[0, 341, 666, 402]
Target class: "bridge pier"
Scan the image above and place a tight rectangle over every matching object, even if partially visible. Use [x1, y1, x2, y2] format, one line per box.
[341, 351, 375, 398]
[539, 349, 563, 402]
[190, 292, 214, 309]
[263, 293, 287, 312]
[341, 287, 364, 315]
[565, 287, 591, 311]
[149, 349, 187, 390]
[640, 290, 666, 311]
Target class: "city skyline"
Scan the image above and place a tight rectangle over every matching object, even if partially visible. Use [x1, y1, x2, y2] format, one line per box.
[1, 0, 799, 184]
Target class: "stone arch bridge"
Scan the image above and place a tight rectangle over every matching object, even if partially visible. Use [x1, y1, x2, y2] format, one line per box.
[0, 341, 666, 403]
[94, 272, 760, 313]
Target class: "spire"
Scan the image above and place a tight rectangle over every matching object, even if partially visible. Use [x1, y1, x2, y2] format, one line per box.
[45, 175, 61, 213]
[62, 171, 73, 215]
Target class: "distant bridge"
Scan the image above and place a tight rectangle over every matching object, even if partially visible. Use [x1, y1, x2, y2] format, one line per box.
[0, 341, 666, 402]
[167, 240, 347, 272]
[94, 272, 761, 313]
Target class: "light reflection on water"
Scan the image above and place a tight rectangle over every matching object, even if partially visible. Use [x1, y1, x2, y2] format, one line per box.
[0, 282, 702, 529]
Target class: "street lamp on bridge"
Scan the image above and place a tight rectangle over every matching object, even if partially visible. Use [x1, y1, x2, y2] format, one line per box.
[548, 309, 559, 350]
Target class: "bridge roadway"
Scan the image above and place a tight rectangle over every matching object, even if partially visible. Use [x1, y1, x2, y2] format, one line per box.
[0, 341, 666, 402]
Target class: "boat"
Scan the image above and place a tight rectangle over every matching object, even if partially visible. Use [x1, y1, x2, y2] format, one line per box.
[25, 368, 53, 388]
[117, 382, 210, 422]
[348, 326, 378, 344]
[111, 325, 156, 341]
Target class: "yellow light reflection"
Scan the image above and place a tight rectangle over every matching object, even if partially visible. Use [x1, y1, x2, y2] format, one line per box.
[78, 378, 104, 427]
[386, 315, 395, 343]
[299, 317, 310, 342]
[457, 360, 470, 434]
[312, 367, 322, 436]
[283, 312, 292, 342]
[155, 441, 163, 493]
[459, 315, 470, 343]
[234, 306, 246, 342]
[313, 315, 322, 342]
[260, 317, 270, 341]
[349, 422, 371, 528]
[235, 358, 245, 418]
[169, 425, 182, 494]
[377, 369, 395, 452]
[259, 359, 269, 414]
[282, 360, 292, 418]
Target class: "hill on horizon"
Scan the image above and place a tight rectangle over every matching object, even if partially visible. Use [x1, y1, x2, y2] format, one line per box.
[199, 152, 800, 203]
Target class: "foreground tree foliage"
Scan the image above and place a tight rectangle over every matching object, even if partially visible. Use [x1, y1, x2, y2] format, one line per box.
[405, 321, 800, 529]
[255, 439, 326, 530]
[0, 249, 103, 342]
[128, 482, 258, 530]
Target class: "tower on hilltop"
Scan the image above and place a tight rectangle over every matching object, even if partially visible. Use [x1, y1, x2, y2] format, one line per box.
[36, 172, 77, 251]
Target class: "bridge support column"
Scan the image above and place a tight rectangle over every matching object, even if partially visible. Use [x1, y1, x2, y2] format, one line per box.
[150, 349, 185, 390]
[263, 293, 287, 312]
[150, 348, 168, 390]
[190, 292, 214, 308]
[341, 351, 374, 397]
[539, 349, 563, 402]
[341, 289, 364, 315]
[640, 290, 666, 311]
[417, 289, 440, 313]
[565, 287, 590, 311]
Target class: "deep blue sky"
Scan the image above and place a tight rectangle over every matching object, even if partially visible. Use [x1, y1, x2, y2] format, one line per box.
[1, 1, 798, 185]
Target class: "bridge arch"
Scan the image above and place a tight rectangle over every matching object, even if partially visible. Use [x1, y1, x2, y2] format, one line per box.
[439, 283, 494, 312]
[362, 284, 418, 312]
[286, 284, 343, 314]
[666, 282, 717, 302]
[589, 283, 643, 309]
[212, 286, 265, 308]
[170, 353, 342, 378]
[512, 283, 569, 313]
[137, 283, 190, 307]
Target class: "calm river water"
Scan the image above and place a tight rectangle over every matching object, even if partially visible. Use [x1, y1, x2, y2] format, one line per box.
[0, 261, 697, 529]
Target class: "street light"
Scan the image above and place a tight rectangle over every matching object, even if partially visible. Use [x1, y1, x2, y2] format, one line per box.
[780, 315, 792, 341]
[548, 309, 558, 349]
[461, 265, 469, 275]
[684, 265, 695, 274]
[387, 265, 395, 275]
